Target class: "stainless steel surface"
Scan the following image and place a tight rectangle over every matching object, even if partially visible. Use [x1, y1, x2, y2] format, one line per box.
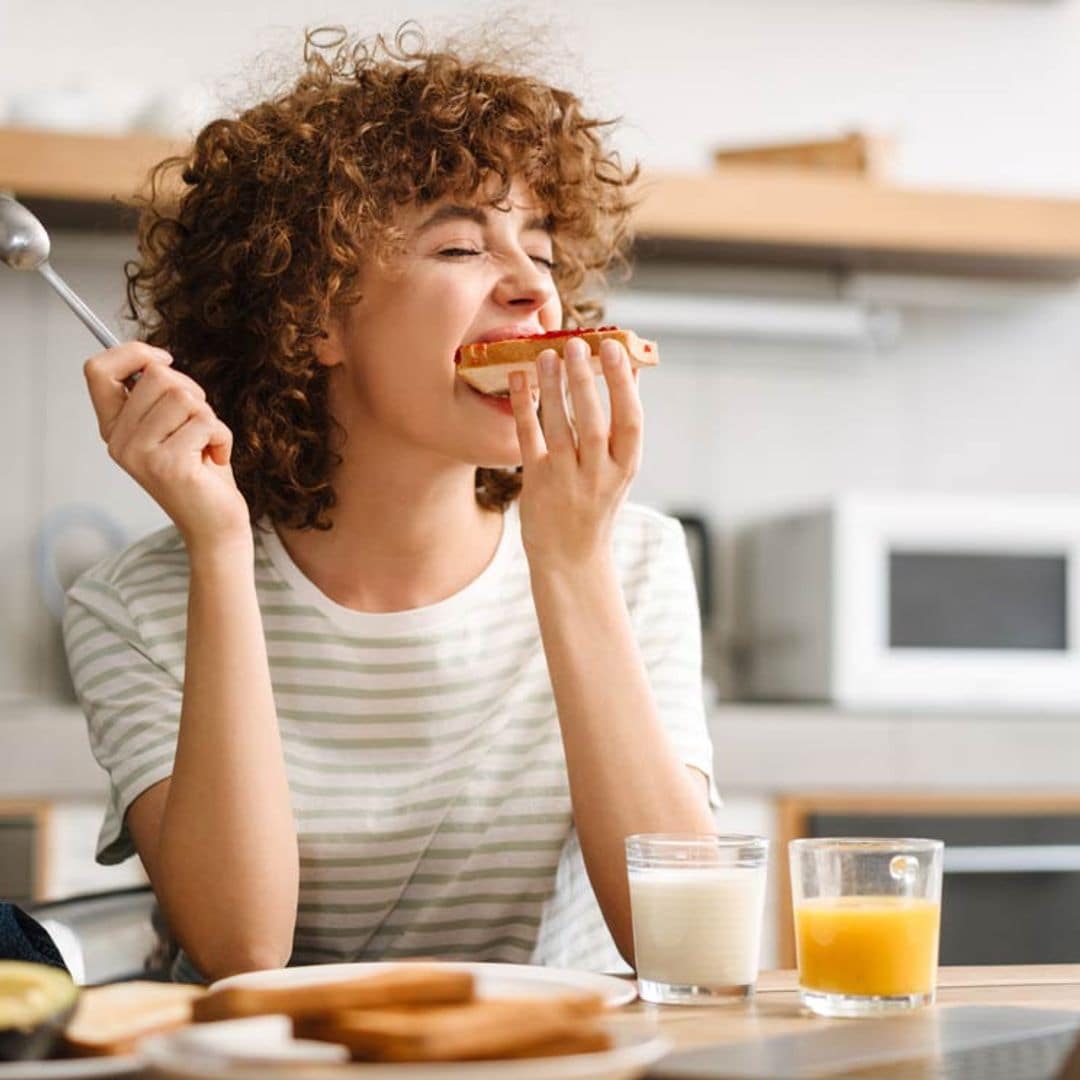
[945, 844, 1080, 875]
[0, 194, 120, 348]
[31, 886, 160, 985]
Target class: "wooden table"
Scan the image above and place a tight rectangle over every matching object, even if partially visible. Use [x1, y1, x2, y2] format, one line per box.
[618, 966, 1080, 1051]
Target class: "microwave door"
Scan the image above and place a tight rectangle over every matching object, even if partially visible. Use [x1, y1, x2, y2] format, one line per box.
[888, 550, 1069, 652]
[841, 540, 1080, 709]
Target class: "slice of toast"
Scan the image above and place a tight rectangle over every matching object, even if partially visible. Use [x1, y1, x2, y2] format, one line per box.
[455, 327, 659, 395]
[294, 994, 610, 1062]
[193, 965, 474, 1023]
[61, 981, 204, 1057]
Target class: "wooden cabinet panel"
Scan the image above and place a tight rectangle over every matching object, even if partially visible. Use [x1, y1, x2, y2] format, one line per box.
[775, 792, 1080, 968]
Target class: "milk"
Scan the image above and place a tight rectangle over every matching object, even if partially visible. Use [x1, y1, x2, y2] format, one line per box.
[629, 865, 767, 987]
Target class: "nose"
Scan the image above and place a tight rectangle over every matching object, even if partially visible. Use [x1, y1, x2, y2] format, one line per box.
[492, 249, 557, 312]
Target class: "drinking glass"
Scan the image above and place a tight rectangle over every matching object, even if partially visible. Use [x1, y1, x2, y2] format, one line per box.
[789, 837, 944, 1018]
[626, 834, 768, 1005]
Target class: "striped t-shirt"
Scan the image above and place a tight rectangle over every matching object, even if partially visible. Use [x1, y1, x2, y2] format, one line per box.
[63, 499, 717, 980]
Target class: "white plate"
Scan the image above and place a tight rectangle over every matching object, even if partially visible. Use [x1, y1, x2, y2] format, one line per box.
[140, 1015, 669, 1080]
[0, 1057, 139, 1079]
[210, 961, 638, 1008]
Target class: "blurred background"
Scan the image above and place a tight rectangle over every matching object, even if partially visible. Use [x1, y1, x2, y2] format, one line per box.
[4, 0, 1080, 970]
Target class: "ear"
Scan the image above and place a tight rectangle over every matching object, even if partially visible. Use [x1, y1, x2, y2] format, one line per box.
[315, 314, 347, 368]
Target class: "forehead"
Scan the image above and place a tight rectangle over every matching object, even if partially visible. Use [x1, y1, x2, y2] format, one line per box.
[400, 176, 551, 232]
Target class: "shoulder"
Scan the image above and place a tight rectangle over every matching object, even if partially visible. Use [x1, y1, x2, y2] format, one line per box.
[65, 524, 189, 622]
[610, 503, 692, 608]
[612, 502, 686, 564]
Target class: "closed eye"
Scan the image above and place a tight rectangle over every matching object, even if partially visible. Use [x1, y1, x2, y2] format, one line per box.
[439, 247, 482, 258]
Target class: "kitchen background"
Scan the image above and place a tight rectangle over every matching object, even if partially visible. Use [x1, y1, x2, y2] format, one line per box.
[4, 0, 1080, 968]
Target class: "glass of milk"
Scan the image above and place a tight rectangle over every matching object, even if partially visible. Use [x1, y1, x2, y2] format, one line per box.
[625, 833, 768, 1005]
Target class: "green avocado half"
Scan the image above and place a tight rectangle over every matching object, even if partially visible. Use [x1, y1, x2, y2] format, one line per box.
[0, 961, 79, 1062]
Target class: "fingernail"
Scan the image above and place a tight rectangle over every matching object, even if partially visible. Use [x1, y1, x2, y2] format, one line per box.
[539, 351, 558, 377]
[509, 371, 525, 393]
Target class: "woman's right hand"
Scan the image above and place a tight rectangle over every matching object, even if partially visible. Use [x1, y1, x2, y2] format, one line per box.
[84, 343, 251, 554]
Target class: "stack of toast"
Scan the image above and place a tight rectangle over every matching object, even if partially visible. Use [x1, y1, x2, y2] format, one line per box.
[192, 965, 614, 1062]
[61, 981, 205, 1056]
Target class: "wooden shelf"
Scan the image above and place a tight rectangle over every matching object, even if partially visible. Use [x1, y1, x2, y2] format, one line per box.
[0, 126, 182, 204]
[633, 168, 1080, 278]
[6, 127, 1080, 277]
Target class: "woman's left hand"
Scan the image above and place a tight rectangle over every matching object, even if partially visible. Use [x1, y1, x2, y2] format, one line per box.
[509, 335, 642, 572]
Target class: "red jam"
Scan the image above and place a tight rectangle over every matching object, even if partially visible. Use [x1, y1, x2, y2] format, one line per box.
[455, 326, 620, 365]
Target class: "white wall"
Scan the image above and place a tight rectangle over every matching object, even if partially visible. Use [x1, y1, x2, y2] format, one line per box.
[4, 0, 1080, 193]
[3, 0, 1080, 705]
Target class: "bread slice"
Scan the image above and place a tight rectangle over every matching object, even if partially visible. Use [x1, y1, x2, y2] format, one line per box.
[193, 966, 474, 1023]
[294, 994, 610, 1062]
[455, 327, 659, 395]
[61, 981, 204, 1057]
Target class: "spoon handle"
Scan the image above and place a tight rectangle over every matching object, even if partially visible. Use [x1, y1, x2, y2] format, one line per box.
[38, 261, 120, 349]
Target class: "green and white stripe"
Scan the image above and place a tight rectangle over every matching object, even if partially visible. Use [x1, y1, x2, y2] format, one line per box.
[64, 500, 716, 979]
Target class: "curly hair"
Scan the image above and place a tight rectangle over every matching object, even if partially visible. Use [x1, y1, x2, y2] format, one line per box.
[125, 23, 639, 530]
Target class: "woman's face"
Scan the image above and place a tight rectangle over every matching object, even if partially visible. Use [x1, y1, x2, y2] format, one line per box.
[325, 175, 563, 470]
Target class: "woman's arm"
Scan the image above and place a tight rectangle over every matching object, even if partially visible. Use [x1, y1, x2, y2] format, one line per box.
[127, 539, 298, 981]
[510, 338, 713, 964]
[85, 344, 298, 981]
[528, 557, 714, 963]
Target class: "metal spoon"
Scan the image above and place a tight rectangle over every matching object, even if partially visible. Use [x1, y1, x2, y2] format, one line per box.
[0, 193, 120, 349]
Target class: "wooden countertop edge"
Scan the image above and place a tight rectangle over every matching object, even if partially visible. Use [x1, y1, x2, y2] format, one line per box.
[751, 964, 1080, 995]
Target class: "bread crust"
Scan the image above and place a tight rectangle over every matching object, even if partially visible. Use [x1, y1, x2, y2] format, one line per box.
[293, 995, 610, 1062]
[455, 326, 658, 395]
[61, 982, 204, 1057]
[192, 966, 473, 1023]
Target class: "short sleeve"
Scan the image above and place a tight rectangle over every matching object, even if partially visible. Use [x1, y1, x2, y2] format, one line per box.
[629, 513, 722, 809]
[63, 573, 182, 865]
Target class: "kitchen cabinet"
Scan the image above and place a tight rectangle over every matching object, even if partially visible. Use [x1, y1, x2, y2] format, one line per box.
[0, 800, 50, 903]
[775, 792, 1080, 969]
[5, 127, 1080, 278]
[0, 797, 146, 903]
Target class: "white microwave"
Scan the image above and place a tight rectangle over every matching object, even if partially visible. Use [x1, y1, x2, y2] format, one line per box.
[741, 493, 1080, 710]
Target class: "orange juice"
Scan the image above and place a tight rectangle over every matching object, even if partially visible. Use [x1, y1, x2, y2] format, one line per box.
[795, 896, 940, 997]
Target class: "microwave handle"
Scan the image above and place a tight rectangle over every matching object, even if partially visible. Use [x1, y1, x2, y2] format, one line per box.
[944, 845, 1080, 874]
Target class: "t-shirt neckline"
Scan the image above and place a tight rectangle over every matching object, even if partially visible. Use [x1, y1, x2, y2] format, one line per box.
[257, 501, 520, 636]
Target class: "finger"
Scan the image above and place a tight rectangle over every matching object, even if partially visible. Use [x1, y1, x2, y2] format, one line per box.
[165, 412, 234, 467]
[564, 337, 607, 469]
[508, 370, 545, 463]
[110, 362, 206, 444]
[84, 343, 173, 439]
[109, 379, 206, 460]
[601, 339, 643, 470]
[536, 348, 575, 456]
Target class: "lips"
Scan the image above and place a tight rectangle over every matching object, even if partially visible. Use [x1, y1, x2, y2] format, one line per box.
[465, 325, 546, 348]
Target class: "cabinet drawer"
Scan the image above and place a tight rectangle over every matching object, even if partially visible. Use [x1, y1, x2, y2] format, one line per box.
[0, 802, 50, 902]
[0, 821, 35, 903]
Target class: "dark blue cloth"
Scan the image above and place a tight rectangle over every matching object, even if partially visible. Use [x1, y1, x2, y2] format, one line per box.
[0, 902, 68, 972]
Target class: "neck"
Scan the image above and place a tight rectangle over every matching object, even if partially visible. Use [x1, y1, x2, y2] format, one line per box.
[274, 448, 505, 614]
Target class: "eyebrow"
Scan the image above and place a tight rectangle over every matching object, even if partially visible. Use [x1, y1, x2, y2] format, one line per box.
[415, 204, 552, 235]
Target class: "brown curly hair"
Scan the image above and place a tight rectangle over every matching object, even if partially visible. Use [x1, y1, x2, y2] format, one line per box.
[125, 23, 639, 530]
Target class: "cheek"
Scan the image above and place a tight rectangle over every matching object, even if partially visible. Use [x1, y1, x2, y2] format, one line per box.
[541, 294, 564, 330]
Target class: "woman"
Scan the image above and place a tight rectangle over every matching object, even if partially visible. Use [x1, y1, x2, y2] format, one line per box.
[64, 25, 718, 984]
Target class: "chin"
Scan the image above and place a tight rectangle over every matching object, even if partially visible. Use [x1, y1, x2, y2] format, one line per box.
[471, 442, 524, 471]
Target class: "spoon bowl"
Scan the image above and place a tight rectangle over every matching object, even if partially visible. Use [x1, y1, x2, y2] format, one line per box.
[0, 193, 51, 271]
[0, 194, 119, 347]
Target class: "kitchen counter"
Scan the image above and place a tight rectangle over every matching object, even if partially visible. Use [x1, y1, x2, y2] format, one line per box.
[622, 965, 1080, 1075]
[0, 698, 105, 798]
[707, 703, 1080, 794]
[7, 697, 1080, 799]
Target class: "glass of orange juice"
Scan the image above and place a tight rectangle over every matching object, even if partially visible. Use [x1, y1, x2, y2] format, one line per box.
[789, 837, 944, 1018]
